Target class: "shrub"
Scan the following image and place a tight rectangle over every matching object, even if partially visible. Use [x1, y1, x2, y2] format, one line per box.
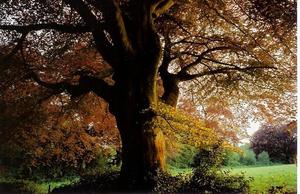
[180, 166, 251, 193]
[192, 143, 225, 169]
[224, 144, 274, 167]
[155, 167, 251, 194]
[183, 143, 251, 193]
[154, 171, 185, 193]
[49, 167, 251, 194]
[82, 147, 120, 176]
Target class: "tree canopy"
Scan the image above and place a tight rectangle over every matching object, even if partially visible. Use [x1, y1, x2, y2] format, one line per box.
[0, 0, 296, 189]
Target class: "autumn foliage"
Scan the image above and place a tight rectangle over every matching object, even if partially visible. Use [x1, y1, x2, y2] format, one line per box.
[0, 85, 119, 178]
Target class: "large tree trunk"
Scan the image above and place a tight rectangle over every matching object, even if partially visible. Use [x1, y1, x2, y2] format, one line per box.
[115, 107, 165, 189]
[106, 7, 166, 187]
[110, 54, 165, 189]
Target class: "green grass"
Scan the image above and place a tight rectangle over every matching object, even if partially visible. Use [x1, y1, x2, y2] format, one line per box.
[228, 164, 297, 193]
[1, 165, 296, 193]
[167, 165, 192, 176]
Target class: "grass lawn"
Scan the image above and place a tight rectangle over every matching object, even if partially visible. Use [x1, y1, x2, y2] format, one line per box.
[1, 164, 296, 193]
[229, 164, 297, 193]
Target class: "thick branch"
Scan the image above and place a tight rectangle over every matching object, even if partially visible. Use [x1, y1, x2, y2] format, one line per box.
[159, 32, 173, 76]
[28, 71, 75, 91]
[152, 0, 174, 18]
[26, 70, 113, 102]
[64, 0, 120, 68]
[94, 68, 114, 80]
[63, 0, 98, 27]
[87, 0, 134, 53]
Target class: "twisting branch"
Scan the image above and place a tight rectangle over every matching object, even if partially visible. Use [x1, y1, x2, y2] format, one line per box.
[63, 0, 120, 68]
[0, 23, 91, 33]
[63, 0, 98, 27]
[178, 46, 232, 76]
[164, 14, 192, 35]
[202, 57, 240, 68]
[86, 0, 134, 53]
[24, 70, 113, 102]
[0, 32, 27, 64]
[203, 0, 280, 64]
[178, 65, 277, 81]
[17, 41, 113, 102]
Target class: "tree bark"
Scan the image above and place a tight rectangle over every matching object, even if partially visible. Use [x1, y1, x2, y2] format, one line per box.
[109, 51, 165, 189]
[115, 109, 165, 189]
[161, 74, 179, 107]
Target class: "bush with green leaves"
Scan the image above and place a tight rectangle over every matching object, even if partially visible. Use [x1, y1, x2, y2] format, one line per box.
[153, 171, 186, 193]
[184, 143, 251, 193]
[82, 147, 120, 176]
[181, 166, 251, 193]
[192, 143, 225, 168]
[51, 172, 120, 194]
[0, 146, 119, 183]
[155, 167, 251, 194]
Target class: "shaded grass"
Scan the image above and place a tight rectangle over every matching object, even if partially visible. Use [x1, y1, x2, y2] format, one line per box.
[0, 176, 79, 194]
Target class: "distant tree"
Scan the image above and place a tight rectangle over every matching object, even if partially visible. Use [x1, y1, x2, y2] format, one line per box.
[257, 151, 271, 165]
[239, 144, 256, 165]
[250, 121, 297, 163]
[223, 151, 241, 167]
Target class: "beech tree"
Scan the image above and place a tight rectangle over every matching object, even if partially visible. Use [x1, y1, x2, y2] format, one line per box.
[0, 0, 296, 188]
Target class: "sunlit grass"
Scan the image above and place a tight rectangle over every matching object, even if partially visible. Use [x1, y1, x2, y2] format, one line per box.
[229, 164, 297, 193]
